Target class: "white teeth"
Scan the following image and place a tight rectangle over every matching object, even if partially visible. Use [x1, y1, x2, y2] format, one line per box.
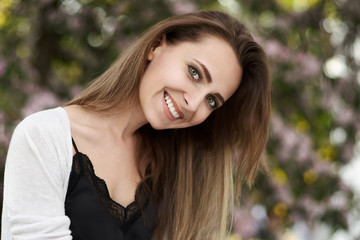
[164, 94, 180, 119]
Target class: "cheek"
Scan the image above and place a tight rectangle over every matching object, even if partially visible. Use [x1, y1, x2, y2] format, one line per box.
[189, 111, 211, 127]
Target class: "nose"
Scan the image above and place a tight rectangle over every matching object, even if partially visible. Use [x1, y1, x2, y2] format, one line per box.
[183, 90, 206, 112]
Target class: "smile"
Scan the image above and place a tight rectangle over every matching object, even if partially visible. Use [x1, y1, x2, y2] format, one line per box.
[164, 92, 183, 119]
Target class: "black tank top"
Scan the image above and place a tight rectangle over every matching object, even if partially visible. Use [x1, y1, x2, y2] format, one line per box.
[65, 138, 154, 239]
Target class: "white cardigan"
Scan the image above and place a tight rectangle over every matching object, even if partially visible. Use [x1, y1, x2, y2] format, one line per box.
[2, 107, 74, 239]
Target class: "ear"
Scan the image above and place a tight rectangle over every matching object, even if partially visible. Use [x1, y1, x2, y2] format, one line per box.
[147, 34, 167, 61]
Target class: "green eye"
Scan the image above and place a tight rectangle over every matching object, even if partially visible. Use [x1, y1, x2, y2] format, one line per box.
[206, 95, 217, 109]
[189, 66, 200, 80]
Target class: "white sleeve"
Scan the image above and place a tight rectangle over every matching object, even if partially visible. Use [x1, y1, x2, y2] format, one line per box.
[1, 109, 73, 240]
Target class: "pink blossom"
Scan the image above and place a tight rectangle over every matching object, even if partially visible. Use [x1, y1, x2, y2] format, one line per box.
[232, 208, 257, 238]
[171, 1, 197, 15]
[275, 17, 292, 30]
[21, 88, 65, 117]
[336, 107, 355, 125]
[296, 136, 314, 162]
[312, 160, 332, 174]
[70, 85, 84, 98]
[294, 53, 321, 77]
[271, 114, 303, 162]
[277, 185, 294, 204]
[341, 142, 355, 163]
[299, 196, 326, 220]
[67, 16, 82, 31]
[264, 40, 291, 61]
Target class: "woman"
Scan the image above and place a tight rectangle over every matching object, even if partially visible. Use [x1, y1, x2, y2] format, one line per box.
[2, 10, 271, 240]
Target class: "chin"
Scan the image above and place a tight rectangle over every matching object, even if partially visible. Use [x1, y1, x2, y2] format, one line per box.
[149, 124, 164, 130]
[148, 122, 183, 130]
[147, 120, 167, 130]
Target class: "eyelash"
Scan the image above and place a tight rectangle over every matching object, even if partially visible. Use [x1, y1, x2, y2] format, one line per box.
[206, 94, 218, 109]
[188, 65, 218, 110]
[188, 65, 201, 81]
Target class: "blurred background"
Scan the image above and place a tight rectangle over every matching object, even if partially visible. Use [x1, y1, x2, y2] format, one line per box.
[0, 0, 359, 239]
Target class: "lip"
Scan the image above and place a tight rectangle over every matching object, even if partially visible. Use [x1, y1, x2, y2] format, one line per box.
[162, 91, 184, 121]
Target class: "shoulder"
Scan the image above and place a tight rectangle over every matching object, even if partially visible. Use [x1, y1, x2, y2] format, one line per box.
[7, 107, 73, 188]
[17, 107, 69, 132]
[10, 107, 72, 166]
[13, 107, 70, 143]
[2, 108, 74, 239]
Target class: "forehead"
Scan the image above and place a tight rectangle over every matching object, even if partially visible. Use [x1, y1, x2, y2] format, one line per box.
[173, 36, 242, 100]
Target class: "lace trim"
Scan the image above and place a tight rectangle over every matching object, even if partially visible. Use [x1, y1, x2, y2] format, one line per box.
[71, 152, 149, 228]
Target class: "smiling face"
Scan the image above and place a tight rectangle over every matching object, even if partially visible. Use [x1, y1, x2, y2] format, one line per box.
[138, 35, 242, 129]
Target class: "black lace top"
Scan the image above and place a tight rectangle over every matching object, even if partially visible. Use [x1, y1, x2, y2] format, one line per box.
[64, 138, 154, 239]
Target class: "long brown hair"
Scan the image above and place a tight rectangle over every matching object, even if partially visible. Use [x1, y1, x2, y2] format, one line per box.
[68, 10, 271, 240]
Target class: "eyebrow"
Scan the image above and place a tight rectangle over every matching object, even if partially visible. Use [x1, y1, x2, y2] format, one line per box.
[194, 59, 225, 106]
[215, 93, 225, 105]
[194, 59, 212, 83]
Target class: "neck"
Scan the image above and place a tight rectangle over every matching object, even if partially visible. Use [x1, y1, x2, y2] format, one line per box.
[67, 100, 148, 142]
[115, 102, 148, 140]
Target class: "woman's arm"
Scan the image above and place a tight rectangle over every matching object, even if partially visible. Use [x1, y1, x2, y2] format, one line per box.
[2, 108, 73, 240]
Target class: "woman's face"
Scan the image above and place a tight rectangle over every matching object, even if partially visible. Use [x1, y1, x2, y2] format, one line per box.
[139, 35, 242, 129]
